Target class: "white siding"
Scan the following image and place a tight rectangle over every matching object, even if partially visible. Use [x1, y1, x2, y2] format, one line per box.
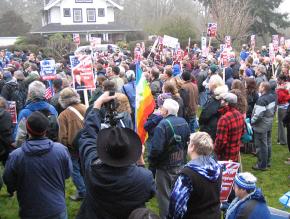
[50, 7, 61, 23]
[107, 7, 114, 22]
[58, 0, 111, 25]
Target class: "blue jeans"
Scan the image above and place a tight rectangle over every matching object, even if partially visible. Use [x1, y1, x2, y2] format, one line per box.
[254, 131, 272, 168]
[199, 91, 208, 107]
[22, 210, 67, 219]
[71, 157, 86, 196]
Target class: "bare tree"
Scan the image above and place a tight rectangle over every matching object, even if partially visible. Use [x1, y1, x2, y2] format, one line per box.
[207, 0, 254, 43]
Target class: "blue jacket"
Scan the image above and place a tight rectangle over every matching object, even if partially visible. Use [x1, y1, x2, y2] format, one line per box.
[149, 115, 190, 168]
[3, 139, 72, 218]
[76, 109, 156, 219]
[226, 188, 270, 219]
[14, 100, 58, 146]
[122, 81, 136, 111]
[240, 50, 250, 61]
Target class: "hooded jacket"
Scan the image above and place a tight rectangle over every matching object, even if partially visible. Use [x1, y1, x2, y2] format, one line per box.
[76, 109, 156, 219]
[0, 78, 17, 101]
[226, 188, 270, 219]
[3, 139, 72, 219]
[14, 101, 58, 146]
[169, 156, 221, 219]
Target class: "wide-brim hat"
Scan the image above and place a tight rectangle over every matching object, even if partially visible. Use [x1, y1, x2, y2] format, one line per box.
[97, 127, 142, 167]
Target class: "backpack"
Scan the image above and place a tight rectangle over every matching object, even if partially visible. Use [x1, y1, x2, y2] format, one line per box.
[38, 108, 59, 142]
[11, 84, 27, 114]
[241, 118, 253, 143]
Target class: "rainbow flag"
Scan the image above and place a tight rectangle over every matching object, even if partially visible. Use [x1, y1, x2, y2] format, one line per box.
[135, 63, 155, 144]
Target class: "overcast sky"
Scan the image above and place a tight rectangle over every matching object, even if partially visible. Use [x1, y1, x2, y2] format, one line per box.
[279, 0, 290, 14]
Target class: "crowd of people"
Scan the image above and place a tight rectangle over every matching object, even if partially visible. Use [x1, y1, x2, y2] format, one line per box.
[0, 41, 289, 219]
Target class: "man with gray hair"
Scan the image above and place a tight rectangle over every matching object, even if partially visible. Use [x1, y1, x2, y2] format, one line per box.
[255, 65, 268, 88]
[14, 81, 58, 147]
[149, 99, 190, 219]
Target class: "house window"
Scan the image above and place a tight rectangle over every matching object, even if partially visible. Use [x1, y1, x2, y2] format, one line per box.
[87, 9, 96, 22]
[98, 8, 105, 17]
[63, 8, 71, 17]
[73, 8, 82, 23]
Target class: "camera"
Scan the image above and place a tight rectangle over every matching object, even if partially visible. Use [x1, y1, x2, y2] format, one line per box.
[103, 91, 123, 128]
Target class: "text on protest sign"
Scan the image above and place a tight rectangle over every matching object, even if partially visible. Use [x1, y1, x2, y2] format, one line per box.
[40, 60, 57, 81]
[70, 55, 95, 90]
[163, 35, 179, 48]
[218, 161, 240, 202]
[7, 101, 17, 124]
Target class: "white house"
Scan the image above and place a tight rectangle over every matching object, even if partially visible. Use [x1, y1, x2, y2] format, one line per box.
[32, 0, 139, 43]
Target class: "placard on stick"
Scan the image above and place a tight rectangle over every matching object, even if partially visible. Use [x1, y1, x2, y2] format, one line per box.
[218, 161, 240, 202]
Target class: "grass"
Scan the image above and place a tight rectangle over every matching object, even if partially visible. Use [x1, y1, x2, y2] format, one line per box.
[0, 118, 289, 218]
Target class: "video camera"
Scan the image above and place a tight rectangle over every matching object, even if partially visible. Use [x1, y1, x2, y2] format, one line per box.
[103, 91, 123, 128]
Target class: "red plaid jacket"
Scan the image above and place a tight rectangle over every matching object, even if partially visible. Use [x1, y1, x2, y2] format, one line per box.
[214, 106, 244, 162]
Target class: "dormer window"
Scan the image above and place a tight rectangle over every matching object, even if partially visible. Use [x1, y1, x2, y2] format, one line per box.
[98, 8, 105, 17]
[73, 8, 83, 23]
[87, 9, 96, 22]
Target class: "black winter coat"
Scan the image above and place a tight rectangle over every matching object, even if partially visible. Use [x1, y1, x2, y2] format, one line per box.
[76, 109, 156, 219]
[199, 96, 221, 141]
[0, 109, 13, 162]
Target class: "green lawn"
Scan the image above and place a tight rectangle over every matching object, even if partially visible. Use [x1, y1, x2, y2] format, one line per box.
[0, 119, 289, 218]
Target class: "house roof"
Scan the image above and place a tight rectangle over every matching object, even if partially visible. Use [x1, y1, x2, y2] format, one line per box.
[31, 23, 141, 34]
[44, 0, 123, 11]
[44, 0, 61, 10]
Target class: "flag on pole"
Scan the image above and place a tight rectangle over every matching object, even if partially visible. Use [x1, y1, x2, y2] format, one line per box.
[135, 63, 155, 144]
[45, 87, 53, 100]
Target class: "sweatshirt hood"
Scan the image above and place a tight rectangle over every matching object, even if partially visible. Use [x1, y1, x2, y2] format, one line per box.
[185, 155, 221, 182]
[22, 138, 53, 156]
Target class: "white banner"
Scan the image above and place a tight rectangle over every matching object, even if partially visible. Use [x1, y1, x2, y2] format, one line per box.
[163, 35, 179, 48]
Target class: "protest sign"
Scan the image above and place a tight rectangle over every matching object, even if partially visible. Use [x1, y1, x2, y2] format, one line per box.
[272, 35, 279, 53]
[207, 23, 217, 38]
[7, 101, 17, 124]
[225, 36, 232, 50]
[280, 36, 285, 46]
[285, 39, 290, 50]
[73, 33, 80, 45]
[163, 35, 179, 48]
[70, 55, 95, 90]
[201, 36, 208, 57]
[218, 161, 240, 202]
[269, 43, 275, 63]
[250, 35, 256, 49]
[40, 59, 57, 80]
[90, 37, 102, 48]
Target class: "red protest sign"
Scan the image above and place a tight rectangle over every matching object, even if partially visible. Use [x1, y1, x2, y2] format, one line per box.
[73, 33, 80, 45]
[70, 55, 95, 90]
[7, 101, 17, 124]
[218, 161, 240, 202]
[207, 23, 217, 38]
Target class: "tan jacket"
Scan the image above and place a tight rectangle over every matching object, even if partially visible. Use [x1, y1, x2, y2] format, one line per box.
[58, 103, 87, 151]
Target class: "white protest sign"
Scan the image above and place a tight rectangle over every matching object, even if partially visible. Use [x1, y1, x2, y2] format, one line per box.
[163, 35, 179, 48]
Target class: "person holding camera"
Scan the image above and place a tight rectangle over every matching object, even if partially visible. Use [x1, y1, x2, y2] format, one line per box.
[148, 98, 190, 219]
[76, 92, 156, 219]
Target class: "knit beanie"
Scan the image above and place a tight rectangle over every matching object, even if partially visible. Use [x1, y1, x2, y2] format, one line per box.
[234, 172, 257, 191]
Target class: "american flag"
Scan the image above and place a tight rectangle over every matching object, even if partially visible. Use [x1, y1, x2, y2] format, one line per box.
[45, 87, 53, 100]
